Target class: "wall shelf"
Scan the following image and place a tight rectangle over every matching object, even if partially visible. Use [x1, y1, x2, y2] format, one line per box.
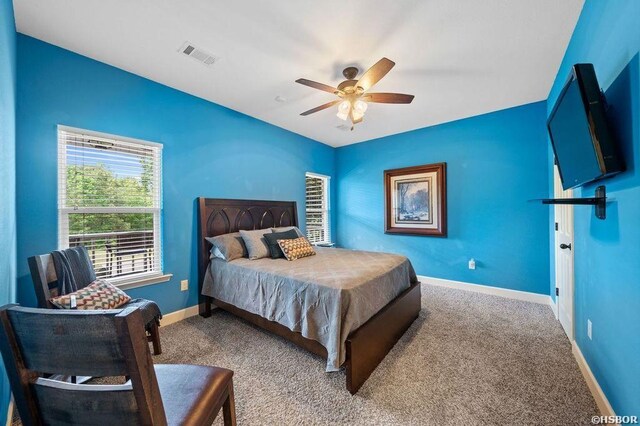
[533, 185, 607, 220]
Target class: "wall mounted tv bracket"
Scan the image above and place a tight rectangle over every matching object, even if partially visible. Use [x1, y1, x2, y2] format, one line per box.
[536, 185, 607, 220]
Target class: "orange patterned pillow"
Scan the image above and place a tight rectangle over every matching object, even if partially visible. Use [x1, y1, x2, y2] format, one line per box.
[50, 279, 131, 310]
[277, 237, 316, 261]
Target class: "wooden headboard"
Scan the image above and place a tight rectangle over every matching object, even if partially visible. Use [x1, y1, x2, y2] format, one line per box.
[196, 197, 298, 316]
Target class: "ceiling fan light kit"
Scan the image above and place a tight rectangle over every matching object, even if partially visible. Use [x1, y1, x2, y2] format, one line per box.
[296, 57, 415, 130]
[337, 100, 351, 120]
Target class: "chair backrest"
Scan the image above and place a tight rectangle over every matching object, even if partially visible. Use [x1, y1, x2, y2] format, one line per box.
[28, 249, 100, 308]
[0, 305, 167, 426]
[27, 254, 59, 308]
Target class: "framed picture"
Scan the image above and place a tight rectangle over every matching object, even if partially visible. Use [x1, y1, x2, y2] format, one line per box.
[384, 163, 447, 237]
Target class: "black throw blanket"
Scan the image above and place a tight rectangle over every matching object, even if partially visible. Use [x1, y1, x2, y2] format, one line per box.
[127, 298, 163, 330]
[51, 246, 97, 295]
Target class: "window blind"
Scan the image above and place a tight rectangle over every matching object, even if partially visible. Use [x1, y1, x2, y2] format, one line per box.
[305, 173, 330, 244]
[58, 127, 163, 282]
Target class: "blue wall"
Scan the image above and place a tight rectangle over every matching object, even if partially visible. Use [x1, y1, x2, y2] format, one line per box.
[15, 35, 335, 314]
[335, 102, 550, 295]
[9, 0, 640, 416]
[0, 0, 16, 422]
[546, 0, 640, 415]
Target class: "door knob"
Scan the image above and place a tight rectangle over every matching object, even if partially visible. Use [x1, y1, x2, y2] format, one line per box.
[560, 243, 572, 250]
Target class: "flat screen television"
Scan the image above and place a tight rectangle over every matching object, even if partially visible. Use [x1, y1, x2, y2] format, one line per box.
[547, 63, 624, 190]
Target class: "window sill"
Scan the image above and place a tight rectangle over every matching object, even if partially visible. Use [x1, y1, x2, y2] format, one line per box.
[313, 242, 336, 247]
[109, 273, 173, 291]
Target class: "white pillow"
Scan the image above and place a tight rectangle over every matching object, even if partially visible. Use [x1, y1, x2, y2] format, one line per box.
[210, 245, 226, 260]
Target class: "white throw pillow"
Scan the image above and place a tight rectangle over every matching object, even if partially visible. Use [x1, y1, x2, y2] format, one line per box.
[271, 226, 304, 238]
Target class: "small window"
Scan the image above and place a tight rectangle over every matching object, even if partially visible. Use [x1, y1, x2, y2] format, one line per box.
[305, 173, 330, 244]
[58, 127, 163, 283]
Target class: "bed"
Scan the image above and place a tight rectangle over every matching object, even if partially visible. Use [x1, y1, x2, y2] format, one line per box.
[197, 198, 421, 394]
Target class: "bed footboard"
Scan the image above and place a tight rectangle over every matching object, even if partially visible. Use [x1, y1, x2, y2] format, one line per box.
[345, 281, 421, 394]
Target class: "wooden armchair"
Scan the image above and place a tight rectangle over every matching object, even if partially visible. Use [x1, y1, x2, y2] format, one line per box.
[0, 305, 236, 426]
[28, 253, 162, 355]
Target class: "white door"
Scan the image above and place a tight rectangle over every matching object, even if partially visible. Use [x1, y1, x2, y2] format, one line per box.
[554, 164, 575, 340]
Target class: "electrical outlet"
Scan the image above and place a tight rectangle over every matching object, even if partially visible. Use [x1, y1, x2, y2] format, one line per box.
[468, 258, 476, 270]
[180, 280, 189, 291]
[587, 319, 592, 340]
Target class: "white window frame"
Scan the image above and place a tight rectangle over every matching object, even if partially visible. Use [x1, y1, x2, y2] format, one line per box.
[305, 172, 331, 245]
[57, 125, 171, 289]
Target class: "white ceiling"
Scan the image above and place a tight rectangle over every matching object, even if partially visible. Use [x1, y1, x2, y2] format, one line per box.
[13, 0, 583, 147]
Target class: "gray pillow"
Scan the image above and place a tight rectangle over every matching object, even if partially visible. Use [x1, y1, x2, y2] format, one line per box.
[205, 232, 247, 262]
[271, 226, 304, 238]
[239, 229, 270, 260]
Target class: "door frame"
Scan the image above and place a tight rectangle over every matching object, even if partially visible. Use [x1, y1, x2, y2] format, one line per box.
[553, 163, 575, 341]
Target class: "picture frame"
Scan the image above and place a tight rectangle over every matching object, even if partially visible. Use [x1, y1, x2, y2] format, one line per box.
[384, 162, 447, 237]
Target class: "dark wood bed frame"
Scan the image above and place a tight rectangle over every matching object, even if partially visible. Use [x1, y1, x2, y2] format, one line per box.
[197, 197, 421, 394]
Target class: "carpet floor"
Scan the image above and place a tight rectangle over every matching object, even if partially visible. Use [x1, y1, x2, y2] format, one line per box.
[153, 284, 598, 425]
[12, 284, 598, 425]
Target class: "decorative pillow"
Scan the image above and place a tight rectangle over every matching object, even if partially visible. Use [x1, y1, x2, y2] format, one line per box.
[206, 232, 248, 261]
[277, 237, 316, 261]
[271, 226, 304, 237]
[49, 279, 131, 310]
[263, 229, 299, 259]
[239, 229, 271, 260]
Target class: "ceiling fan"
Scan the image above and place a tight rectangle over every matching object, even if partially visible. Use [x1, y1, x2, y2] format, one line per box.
[295, 58, 414, 130]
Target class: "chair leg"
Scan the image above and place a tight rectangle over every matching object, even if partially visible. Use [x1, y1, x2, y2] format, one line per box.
[149, 322, 162, 355]
[222, 380, 236, 426]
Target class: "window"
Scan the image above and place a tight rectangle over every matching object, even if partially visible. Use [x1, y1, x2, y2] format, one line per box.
[58, 126, 163, 284]
[305, 172, 330, 244]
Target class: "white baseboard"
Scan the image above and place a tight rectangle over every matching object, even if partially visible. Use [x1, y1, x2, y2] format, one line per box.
[418, 275, 554, 308]
[572, 342, 616, 417]
[549, 297, 558, 319]
[160, 305, 200, 327]
[5, 398, 13, 426]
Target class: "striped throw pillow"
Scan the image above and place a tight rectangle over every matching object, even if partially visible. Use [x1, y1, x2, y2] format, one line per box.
[50, 279, 131, 310]
[277, 237, 316, 261]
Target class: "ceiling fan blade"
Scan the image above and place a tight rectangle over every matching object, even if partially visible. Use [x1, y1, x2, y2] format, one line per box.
[300, 100, 341, 116]
[356, 58, 395, 92]
[363, 93, 415, 104]
[295, 78, 341, 95]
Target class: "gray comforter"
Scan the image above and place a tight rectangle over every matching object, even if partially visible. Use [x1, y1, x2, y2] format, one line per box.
[202, 247, 418, 371]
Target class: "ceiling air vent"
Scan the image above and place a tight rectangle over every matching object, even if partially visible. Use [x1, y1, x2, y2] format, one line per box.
[178, 42, 216, 66]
